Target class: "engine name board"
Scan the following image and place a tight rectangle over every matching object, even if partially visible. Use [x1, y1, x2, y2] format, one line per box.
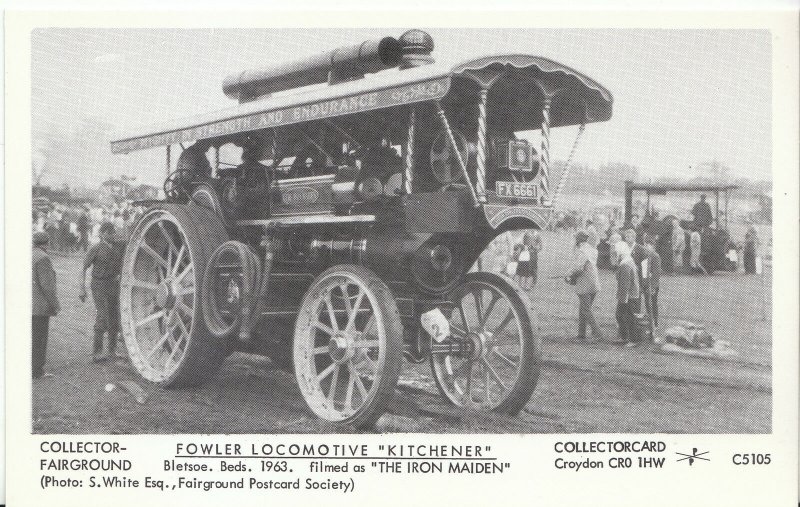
[111, 78, 450, 153]
[281, 187, 320, 206]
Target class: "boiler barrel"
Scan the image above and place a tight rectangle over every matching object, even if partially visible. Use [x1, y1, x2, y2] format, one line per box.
[222, 36, 402, 102]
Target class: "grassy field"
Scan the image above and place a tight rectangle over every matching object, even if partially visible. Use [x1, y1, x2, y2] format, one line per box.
[33, 231, 770, 434]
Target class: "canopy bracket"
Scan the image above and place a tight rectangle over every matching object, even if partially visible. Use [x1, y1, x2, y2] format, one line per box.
[434, 101, 480, 208]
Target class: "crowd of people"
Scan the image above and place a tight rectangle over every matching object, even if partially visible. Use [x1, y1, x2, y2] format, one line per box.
[504, 194, 765, 347]
[565, 226, 661, 346]
[32, 200, 141, 254]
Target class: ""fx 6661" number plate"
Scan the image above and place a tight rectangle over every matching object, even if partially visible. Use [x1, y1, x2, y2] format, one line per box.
[496, 181, 538, 199]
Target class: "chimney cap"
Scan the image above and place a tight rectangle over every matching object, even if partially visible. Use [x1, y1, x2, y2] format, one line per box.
[399, 29, 435, 68]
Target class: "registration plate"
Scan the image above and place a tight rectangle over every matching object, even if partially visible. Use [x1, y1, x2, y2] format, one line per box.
[495, 181, 538, 199]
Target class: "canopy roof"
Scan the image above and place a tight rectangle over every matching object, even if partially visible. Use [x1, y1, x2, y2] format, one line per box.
[111, 54, 613, 154]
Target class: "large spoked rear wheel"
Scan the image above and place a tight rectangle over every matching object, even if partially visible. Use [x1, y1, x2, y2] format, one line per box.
[120, 204, 228, 387]
[430, 272, 540, 415]
[293, 265, 402, 429]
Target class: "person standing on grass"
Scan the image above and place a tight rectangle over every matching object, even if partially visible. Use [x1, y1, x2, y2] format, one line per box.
[689, 229, 705, 274]
[522, 230, 543, 288]
[624, 227, 647, 281]
[76, 209, 90, 252]
[608, 227, 622, 268]
[744, 225, 759, 274]
[80, 222, 123, 362]
[671, 218, 685, 272]
[643, 234, 662, 329]
[614, 242, 641, 346]
[566, 231, 603, 343]
[32, 232, 60, 379]
[515, 240, 533, 290]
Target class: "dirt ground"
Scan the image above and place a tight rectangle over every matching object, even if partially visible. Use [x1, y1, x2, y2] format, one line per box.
[32, 230, 771, 434]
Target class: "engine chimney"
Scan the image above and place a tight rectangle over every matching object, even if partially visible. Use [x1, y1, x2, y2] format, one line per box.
[222, 36, 403, 102]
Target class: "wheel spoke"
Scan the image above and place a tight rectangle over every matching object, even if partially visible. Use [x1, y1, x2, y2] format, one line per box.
[158, 221, 179, 256]
[176, 300, 193, 317]
[361, 313, 377, 337]
[473, 290, 484, 325]
[140, 241, 170, 270]
[344, 371, 355, 412]
[483, 358, 510, 391]
[135, 309, 165, 328]
[131, 278, 160, 291]
[174, 285, 195, 297]
[491, 310, 514, 338]
[340, 284, 353, 314]
[324, 292, 339, 331]
[163, 334, 185, 371]
[146, 331, 172, 359]
[356, 351, 378, 372]
[352, 340, 379, 349]
[174, 263, 193, 285]
[450, 324, 467, 337]
[172, 245, 186, 277]
[327, 365, 340, 404]
[346, 288, 365, 331]
[457, 303, 472, 333]
[484, 364, 491, 404]
[317, 362, 337, 383]
[492, 348, 518, 368]
[349, 362, 368, 399]
[175, 310, 190, 340]
[464, 359, 474, 405]
[312, 320, 335, 336]
[479, 293, 500, 328]
[312, 345, 329, 355]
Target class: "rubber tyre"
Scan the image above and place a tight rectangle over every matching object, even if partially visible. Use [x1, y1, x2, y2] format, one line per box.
[201, 241, 261, 339]
[121, 203, 229, 387]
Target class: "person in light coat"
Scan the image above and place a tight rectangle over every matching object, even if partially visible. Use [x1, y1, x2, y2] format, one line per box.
[566, 231, 603, 343]
[689, 230, 705, 274]
[671, 218, 685, 272]
[614, 241, 641, 346]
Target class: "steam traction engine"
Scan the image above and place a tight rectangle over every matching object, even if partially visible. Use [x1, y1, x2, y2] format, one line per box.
[112, 30, 613, 428]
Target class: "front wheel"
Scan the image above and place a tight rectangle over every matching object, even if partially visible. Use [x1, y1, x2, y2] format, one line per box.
[293, 265, 402, 429]
[430, 272, 540, 415]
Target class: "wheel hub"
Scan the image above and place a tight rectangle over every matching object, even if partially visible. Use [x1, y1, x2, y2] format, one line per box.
[155, 281, 176, 310]
[466, 330, 492, 360]
[226, 279, 241, 304]
[328, 333, 354, 364]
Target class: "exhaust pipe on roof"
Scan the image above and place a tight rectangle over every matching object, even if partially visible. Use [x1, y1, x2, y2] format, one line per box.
[222, 36, 404, 102]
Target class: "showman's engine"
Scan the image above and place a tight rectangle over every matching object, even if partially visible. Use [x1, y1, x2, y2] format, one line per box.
[113, 27, 613, 428]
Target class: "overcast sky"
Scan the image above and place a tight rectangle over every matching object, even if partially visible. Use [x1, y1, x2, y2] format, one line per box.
[31, 28, 771, 187]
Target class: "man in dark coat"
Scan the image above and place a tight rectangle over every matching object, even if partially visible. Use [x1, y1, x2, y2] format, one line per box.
[692, 194, 714, 229]
[32, 232, 60, 378]
[80, 222, 123, 362]
[76, 210, 90, 252]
